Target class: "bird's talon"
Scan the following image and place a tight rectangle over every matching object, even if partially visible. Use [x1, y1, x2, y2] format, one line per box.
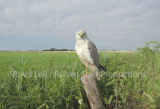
[82, 72, 89, 76]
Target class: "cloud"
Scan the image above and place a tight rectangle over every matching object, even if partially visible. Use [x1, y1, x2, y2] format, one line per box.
[0, 0, 160, 50]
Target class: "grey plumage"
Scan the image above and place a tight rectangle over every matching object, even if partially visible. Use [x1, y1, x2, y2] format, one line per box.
[75, 30, 106, 74]
[87, 41, 106, 72]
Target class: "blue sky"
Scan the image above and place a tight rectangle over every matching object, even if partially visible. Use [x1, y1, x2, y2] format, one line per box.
[0, 0, 160, 51]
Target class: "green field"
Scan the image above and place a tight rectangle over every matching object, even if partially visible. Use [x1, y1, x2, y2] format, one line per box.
[0, 45, 160, 108]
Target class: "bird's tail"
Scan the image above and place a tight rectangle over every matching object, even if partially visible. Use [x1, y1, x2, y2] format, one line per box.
[99, 64, 106, 72]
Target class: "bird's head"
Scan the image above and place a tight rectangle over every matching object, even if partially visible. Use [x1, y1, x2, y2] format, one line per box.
[76, 30, 89, 40]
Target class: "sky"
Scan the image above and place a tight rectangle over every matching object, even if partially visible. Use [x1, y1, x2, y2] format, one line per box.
[0, 0, 160, 51]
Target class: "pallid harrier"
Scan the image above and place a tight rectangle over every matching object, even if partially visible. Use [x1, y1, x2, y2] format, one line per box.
[75, 30, 106, 75]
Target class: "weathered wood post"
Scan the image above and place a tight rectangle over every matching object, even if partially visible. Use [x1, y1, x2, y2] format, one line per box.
[81, 73, 105, 109]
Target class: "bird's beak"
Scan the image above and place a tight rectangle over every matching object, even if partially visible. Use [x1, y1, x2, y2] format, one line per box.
[80, 33, 84, 37]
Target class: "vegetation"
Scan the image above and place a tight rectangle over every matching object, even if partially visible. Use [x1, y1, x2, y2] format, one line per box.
[42, 48, 74, 51]
[0, 41, 160, 109]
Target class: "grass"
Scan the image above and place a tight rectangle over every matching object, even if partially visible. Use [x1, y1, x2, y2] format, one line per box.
[0, 42, 160, 109]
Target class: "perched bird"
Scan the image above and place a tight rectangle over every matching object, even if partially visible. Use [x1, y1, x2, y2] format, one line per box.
[75, 30, 106, 76]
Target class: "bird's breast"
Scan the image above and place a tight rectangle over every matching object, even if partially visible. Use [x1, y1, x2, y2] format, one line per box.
[75, 40, 88, 60]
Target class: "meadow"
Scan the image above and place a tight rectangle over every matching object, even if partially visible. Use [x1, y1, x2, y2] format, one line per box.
[0, 41, 160, 109]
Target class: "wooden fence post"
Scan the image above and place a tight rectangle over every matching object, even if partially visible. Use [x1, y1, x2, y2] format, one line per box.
[81, 73, 105, 109]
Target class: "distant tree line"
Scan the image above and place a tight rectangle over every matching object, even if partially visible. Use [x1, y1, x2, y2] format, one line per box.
[43, 48, 74, 51]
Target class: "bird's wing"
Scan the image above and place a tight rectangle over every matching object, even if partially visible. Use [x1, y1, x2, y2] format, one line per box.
[86, 41, 100, 68]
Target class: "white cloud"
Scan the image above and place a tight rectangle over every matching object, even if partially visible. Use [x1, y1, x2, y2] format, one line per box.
[0, 0, 160, 50]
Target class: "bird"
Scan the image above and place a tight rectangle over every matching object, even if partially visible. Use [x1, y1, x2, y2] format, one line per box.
[75, 30, 106, 76]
